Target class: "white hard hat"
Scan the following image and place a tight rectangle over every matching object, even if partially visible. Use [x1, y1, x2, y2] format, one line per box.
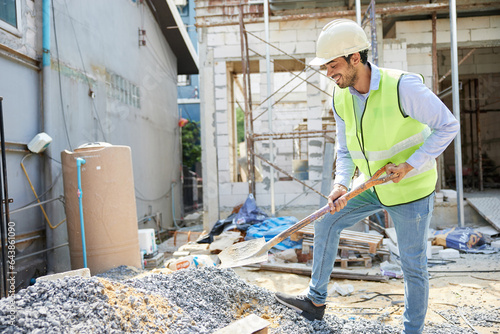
[310, 19, 371, 66]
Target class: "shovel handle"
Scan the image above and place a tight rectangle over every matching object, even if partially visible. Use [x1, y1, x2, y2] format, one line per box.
[263, 165, 397, 251]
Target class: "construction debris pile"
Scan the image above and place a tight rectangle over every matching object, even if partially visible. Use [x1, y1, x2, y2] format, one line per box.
[0, 267, 482, 333]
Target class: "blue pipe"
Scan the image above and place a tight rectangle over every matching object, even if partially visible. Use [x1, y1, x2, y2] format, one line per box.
[76, 158, 87, 268]
[42, 0, 51, 67]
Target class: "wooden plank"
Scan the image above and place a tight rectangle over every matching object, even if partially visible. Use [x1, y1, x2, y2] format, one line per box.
[295, 227, 383, 245]
[246, 263, 388, 282]
[214, 314, 270, 334]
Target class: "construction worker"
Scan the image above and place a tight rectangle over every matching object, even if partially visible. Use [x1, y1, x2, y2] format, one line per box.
[275, 19, 459, 333]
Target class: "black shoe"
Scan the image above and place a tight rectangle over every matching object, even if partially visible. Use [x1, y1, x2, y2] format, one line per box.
[275, 292, 325, 321]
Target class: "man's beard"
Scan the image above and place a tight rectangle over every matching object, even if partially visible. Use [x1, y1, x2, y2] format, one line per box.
[337, 63, 358, 89]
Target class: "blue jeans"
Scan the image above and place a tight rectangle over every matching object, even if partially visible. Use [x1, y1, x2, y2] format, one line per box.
[308, 189, 435, 334]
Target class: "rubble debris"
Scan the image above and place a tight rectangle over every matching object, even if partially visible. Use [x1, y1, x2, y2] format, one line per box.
[439, 248, 460, 259]
[214, 314, 270, 334]
[328, 282, 354, 297]
[0, 267, 487, 333]
[209, 231, 243, 253]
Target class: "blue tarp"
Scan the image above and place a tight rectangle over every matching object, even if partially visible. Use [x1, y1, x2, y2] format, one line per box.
[245, 216, 302, 251]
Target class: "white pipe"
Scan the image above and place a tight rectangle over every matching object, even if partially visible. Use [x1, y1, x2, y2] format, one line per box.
[449, 0, 465, 227]
[264, 0, 275, 215]
[356, 0, 361, 25]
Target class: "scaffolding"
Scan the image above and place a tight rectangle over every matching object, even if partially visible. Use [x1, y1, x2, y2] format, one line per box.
[237, 3, 338, 212]
[235, 1, 381, 213]
[194, 0, 500, 226]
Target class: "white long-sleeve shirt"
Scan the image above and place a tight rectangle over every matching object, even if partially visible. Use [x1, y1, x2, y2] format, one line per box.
[333, 62, 460, 188]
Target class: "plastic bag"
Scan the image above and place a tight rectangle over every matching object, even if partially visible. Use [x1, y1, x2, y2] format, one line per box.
[380, 261, 403, 278]
[233, 194, 269, 231]
[166, 255, 215, 271]
[198, 213, 237, 244]
[433, 227, 486, 252]
[198, 194, 268, 244]
[245, 216, 302, 251]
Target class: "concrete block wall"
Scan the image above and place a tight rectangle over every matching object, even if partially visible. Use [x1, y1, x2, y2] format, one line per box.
[204, 18, 337, 215]
[306, 57, 324, 181]
[219, 180, 324, 217]
[395, 15, 500, 50]
[393, 15, 500, 89]
[382, 39, 408, 72]
[439, 47, 500, 76]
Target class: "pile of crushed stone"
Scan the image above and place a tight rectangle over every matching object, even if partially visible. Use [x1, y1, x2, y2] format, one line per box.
[95, 265, 145, 281]
[433, 305, 500, 329]
[0, 267, 480, 333]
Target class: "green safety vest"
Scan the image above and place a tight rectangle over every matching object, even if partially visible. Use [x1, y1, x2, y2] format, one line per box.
[334, 67, 437, 206]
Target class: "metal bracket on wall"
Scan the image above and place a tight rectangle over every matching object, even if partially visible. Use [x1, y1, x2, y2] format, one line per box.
[138, 28, 146, 47]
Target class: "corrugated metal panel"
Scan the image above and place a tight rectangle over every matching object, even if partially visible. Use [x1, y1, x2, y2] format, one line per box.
[467, 197, 500, 232]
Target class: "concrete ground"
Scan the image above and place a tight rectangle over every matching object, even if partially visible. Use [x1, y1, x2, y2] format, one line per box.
[229, 189, 500, 332]
[233, 251, 500, 333]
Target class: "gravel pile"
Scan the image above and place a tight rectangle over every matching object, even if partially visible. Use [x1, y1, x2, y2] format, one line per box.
[0, 267, 488, 333]
[95, 265, 144, 282]
[434, 305, 500, 329]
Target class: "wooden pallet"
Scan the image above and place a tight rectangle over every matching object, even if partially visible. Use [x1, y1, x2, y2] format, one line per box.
[337, 254, 372, 269]
[302, 238, 373, 269]
[295, 226, 383, 254]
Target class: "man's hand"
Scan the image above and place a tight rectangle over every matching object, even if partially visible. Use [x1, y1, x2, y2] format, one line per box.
[385, 162, 414, 183]
[327, 184, 348, 214]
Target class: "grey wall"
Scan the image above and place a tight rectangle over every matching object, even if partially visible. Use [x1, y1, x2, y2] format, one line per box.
[0, 0, 183, 286]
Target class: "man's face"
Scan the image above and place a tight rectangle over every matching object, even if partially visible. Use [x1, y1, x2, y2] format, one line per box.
[325, 57, 357, 89]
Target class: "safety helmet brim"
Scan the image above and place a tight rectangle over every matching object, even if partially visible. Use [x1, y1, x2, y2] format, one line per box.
[309, 56, 333, 66]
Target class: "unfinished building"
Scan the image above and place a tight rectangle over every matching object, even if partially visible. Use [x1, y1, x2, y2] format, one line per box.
[196, 0, 500, 229]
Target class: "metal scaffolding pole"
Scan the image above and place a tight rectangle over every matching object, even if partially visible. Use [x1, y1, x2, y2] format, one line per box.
[264, 0, 275, 215]
[475, 78, 483, 191]
[361, 0, 378, 65]
[449, 0, 465, 227]
[239, 3, 256, 195]
[355, 0, 361, 25]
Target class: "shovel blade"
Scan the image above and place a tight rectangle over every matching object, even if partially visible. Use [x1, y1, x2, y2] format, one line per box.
[218, 237, 269, 268]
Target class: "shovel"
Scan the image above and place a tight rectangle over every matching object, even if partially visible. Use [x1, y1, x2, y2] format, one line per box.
[218, 165, 398, 268]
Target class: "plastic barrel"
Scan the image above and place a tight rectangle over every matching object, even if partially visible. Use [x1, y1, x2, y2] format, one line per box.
[61, 143, 141, 274]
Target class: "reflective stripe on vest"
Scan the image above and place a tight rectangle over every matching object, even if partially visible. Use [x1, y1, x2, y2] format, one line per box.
[334, 67, 437, 206]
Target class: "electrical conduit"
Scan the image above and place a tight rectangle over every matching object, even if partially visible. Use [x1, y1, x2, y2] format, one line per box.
[171, 182, 181, 229]
[21, 154, 66, 229]
[42, 0, 55, 273]
[76, 158, 87, 268]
